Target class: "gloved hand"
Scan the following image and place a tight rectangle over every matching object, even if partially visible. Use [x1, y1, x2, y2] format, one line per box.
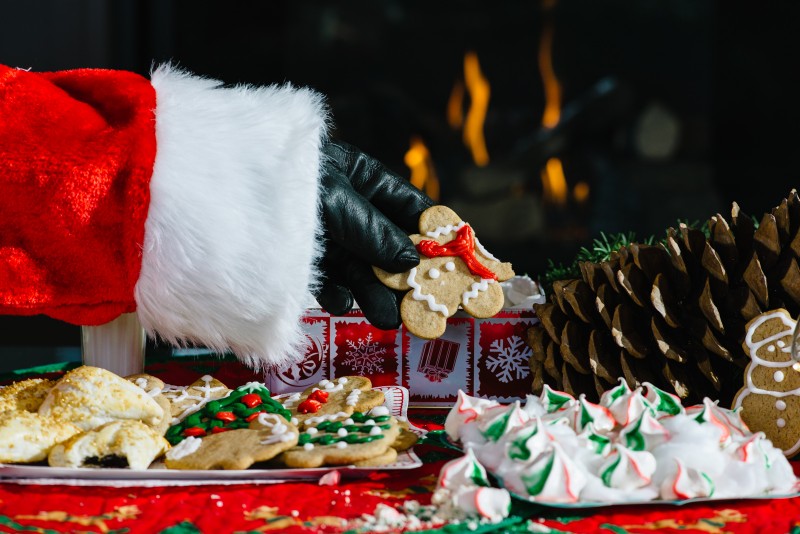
[316, 140, 434, 329]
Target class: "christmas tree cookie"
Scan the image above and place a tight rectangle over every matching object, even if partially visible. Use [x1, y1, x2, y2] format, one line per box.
[165, 382, 292, 445]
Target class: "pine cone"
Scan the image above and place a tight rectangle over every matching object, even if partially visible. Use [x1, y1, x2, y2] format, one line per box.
[528, 190, 800, 406]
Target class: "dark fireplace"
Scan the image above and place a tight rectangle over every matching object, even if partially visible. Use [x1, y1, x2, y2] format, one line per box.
[0, 0, 797, 365]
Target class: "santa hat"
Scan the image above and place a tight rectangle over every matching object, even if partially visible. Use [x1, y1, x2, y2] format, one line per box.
[0, 63, 328, 370]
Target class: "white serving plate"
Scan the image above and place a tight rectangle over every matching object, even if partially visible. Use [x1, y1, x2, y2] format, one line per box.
[0, 386, 424, 487]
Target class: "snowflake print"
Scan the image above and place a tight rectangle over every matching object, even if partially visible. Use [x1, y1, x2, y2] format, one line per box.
[341, 333, 387, 375]
[485, 336, 531, 383]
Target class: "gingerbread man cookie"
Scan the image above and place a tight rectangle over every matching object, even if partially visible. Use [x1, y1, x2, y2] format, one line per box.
[373, 206, 514, 339]
[733, 309, 800, 456]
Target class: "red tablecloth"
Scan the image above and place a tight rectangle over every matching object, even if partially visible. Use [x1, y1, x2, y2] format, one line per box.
[3, 359, 800, 533]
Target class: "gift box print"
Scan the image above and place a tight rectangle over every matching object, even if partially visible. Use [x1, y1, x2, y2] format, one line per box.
[474, 319, 533, 402]
[331, 317, 401, 387]
[403, 317, 473, 404]
[266, 309, 537, 406]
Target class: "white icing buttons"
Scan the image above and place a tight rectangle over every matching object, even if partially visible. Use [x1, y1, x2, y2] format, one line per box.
[774, 371, 785, 383]
[428, 268, 441, 279]
[777, 400, 788, 410]
[445, 262, 456, 271]
[778, 340, 786, 348]
[768, 345, 776, 353]
[777, 418, 787, 428]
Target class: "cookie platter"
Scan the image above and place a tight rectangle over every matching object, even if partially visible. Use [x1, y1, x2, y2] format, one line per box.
[0, 368, 423, 486]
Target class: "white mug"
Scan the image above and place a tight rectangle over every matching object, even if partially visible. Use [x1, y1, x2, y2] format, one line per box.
[81, 312, 146, 376]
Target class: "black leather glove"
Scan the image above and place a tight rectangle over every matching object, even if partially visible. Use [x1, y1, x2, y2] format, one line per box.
[316, 140, 434, 329]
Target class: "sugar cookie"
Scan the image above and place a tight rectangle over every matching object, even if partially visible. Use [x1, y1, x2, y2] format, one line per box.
[165, 413, 298, 470]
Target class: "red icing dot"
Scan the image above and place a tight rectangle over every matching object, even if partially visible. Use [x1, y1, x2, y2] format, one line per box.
[308, 390, 330, 403]
[298, 399, 322, 414]
[241, 393, 262, 408]
[215, 411, 237, 423]
[211, 426, 232, 434]
[183, 427, 206, 437]
[245, 411, 266, 422]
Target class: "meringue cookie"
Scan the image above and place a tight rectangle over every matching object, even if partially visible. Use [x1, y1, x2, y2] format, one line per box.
[659, 459, 715, 500]
[445, 390, 499, 442]
[599, 445, 656, 491]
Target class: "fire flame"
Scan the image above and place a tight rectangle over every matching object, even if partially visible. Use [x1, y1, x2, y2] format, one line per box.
[538, 1, 569, 205]
[447, 80, 465, 130]
[541, 157, 567, 205]
[462, 51, 491, 167]
[444, 52, 491, 167]
[405, 136, 440, 201]
[573, 181, 590, 203]
[538, 23, 561, 129]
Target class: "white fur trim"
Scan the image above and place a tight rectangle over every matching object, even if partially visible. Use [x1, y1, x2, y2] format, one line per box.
[136, 64, 327, 370]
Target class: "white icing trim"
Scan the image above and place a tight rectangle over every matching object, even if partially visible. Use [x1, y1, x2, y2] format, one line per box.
[473, 236, 499, 261]
[462, 278, 495, 306]
[407, 267, 449, 316]
[425, 221, 466, 238]
[166, 436, 202, 461]
[304, 412, 350, 426]
[745, 312, 795, 353]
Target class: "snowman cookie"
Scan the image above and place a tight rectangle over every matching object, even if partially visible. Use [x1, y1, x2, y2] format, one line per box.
[373, 206, 515, 339]
[733, 309, 800, 456]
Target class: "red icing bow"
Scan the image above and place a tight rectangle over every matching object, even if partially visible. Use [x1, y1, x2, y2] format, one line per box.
[416, 225, 497, 280]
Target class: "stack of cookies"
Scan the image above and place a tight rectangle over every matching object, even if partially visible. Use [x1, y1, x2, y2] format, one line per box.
[0, 368, 417, 472]
[164, 376, 417, 470]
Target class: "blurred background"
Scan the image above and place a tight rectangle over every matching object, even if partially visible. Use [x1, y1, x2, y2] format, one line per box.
[0, 0, 797, 370]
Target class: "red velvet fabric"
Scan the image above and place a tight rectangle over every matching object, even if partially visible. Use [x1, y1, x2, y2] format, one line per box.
[0, 65, 156, 325]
